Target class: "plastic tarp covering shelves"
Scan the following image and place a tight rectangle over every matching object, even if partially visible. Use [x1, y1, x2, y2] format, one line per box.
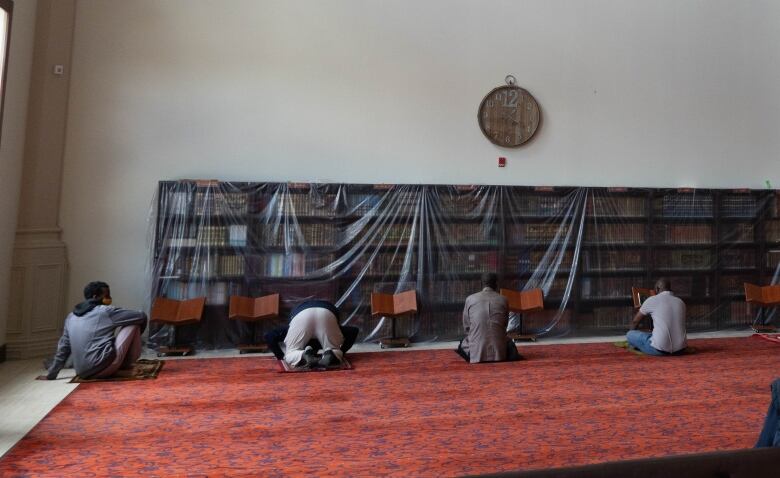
[148, 181, 780, 350]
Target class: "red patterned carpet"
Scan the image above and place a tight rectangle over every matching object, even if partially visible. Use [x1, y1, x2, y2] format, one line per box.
[1, 336, 779, 477]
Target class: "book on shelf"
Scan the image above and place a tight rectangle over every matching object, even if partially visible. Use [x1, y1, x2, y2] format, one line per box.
[581, 276, 643, 300]
[767, 250, 780, 268]
[163, 191, 191, 216]
[346, 193, 382, 216]
[586, 196, 646, 217]
[151, 297, 206, 324]
[652, 224, 713, 244]
[371, 290, 417, 317]
[720, 223, 753, 243]
[585, 223, 645, 244]
[720, 275, 756, 296]
[584, 250, 644, 272]
[509, 194, 566, 216]
[509, 223, 570, 244]
[259, 223, 337, 247]
[766, 220, 780, 242]
[592, 306, 634, 328]
[246, 253, 335, 278]
[631, 287, 655, 308]
[719, 194, 757, 217]
[438, 251, 498, 274]
[499, 288, 544, 313]
[654, 249, 713, 270]
[719, 249, 755, 269]
[656, 193, 713, 217]
[229, 294, 280, 320]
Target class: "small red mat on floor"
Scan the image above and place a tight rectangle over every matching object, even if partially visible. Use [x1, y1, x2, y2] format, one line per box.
[1, 336, 778, 477]
[754, 333, 780, 344]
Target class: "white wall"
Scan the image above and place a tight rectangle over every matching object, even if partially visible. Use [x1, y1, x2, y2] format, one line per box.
[60, 0, 780, 309]
[0, 0, 37, 347]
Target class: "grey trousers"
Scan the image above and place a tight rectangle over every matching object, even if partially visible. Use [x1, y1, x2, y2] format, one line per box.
[95, 325, 142, 378]
[283, 307, 344, 366]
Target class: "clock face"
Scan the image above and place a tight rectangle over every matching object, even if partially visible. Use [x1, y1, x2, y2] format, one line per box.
[478, 86, 540, 147]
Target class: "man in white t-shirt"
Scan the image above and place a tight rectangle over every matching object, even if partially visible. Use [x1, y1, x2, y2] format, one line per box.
[626, 278, 687, 355]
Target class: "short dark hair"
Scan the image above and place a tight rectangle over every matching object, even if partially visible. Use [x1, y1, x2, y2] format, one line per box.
[655, 277, 671, 292]
[482, 272, 498, 290]
[83, 281, 110, 299]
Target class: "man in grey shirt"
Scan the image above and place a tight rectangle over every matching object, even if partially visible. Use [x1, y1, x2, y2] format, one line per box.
[39, 281, 147, 380]
[457, 273, 521, 363]
[627, 278, 687, 356]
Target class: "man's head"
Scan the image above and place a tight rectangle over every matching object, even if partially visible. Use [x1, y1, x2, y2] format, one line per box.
[83, 281, 112, 305]
[481, 272, 498, 290]
[655, 277, 671, 293]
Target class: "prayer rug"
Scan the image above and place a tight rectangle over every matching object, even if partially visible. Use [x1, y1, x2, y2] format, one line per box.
[69, 359, 164, 383]
[613, 340, 697, 356]
[276, 356, 353, 373]
[754, 333, 780, 345]
[3, 336, 779, 477]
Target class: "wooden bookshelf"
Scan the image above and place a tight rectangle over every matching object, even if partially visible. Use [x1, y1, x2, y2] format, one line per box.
[150, 182, 776, 348]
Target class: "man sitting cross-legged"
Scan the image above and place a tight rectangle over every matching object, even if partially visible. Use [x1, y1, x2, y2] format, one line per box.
[457, 273, 521, 364]
[626, 277, 687, 356]
[38, 281, 148, 380]
[282, 299, 347, 369]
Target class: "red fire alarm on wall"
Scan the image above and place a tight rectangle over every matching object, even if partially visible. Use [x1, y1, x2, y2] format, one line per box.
[498, 157, 506, 167]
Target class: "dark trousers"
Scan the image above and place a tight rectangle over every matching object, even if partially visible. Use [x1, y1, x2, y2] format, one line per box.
[756, 379, 780, 448]
[456, 337, 521, 363]
[265, 325, 360, 360]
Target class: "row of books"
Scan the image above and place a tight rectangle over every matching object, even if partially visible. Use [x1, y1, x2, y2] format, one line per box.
[351, 252, 416, 275]
[720, 195, 758, 217]
[505, 250, 575, 273]
[246, 253, 335, 278]
[508, 224, 571, 244]
[653, 224, 713, 244]
[345, 193, 382, 216]
[654, 194, 714, 217]
[581, 277, 644, 299]
[261, 193, 338, 217]
[583, 250, 644, 272]
[767, 220, 780, 242]
[193, 191, 250, 216]
[721, 223, 754, 243]
[654, 249, 713, 270]
[586, 196, 647, 217]
[161, 280, 244, 306]
[720, 249, 756, 269]
[437, 251, 499, 274]
[258, 223, 338, 248]
[719, 274, 755, 295]
[166, 254, 246, 279]
[768, 250, 780, 269]
[508, 195, 568, 216]
[442, 224, 498, 245]
[584, 223, 645, 243]
[163, 225, 248, 248]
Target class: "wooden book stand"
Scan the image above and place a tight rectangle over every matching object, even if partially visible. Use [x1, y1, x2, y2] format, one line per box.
[228, 294, 280, 353]
[744, 283, 780, 332]
[371, 290, 417, 348]
[500, 288, 544, 342]
[151, 297, 206, 356]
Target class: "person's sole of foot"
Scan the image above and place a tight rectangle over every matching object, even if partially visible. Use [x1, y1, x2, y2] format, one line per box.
[318, 351, 341, 368]
[303, 348, 322, 368]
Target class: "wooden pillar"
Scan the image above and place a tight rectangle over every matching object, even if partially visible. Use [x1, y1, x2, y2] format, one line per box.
[6, 0, 75, 359]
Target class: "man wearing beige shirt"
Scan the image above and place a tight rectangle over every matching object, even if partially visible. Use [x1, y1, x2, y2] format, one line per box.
[457, 273, 521, 363]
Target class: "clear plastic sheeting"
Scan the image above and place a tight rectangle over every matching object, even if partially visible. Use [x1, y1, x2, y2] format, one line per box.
[148, 181, 780, 350]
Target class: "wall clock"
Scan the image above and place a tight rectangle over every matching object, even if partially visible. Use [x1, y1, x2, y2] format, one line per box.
[478, 75, 540, 147]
